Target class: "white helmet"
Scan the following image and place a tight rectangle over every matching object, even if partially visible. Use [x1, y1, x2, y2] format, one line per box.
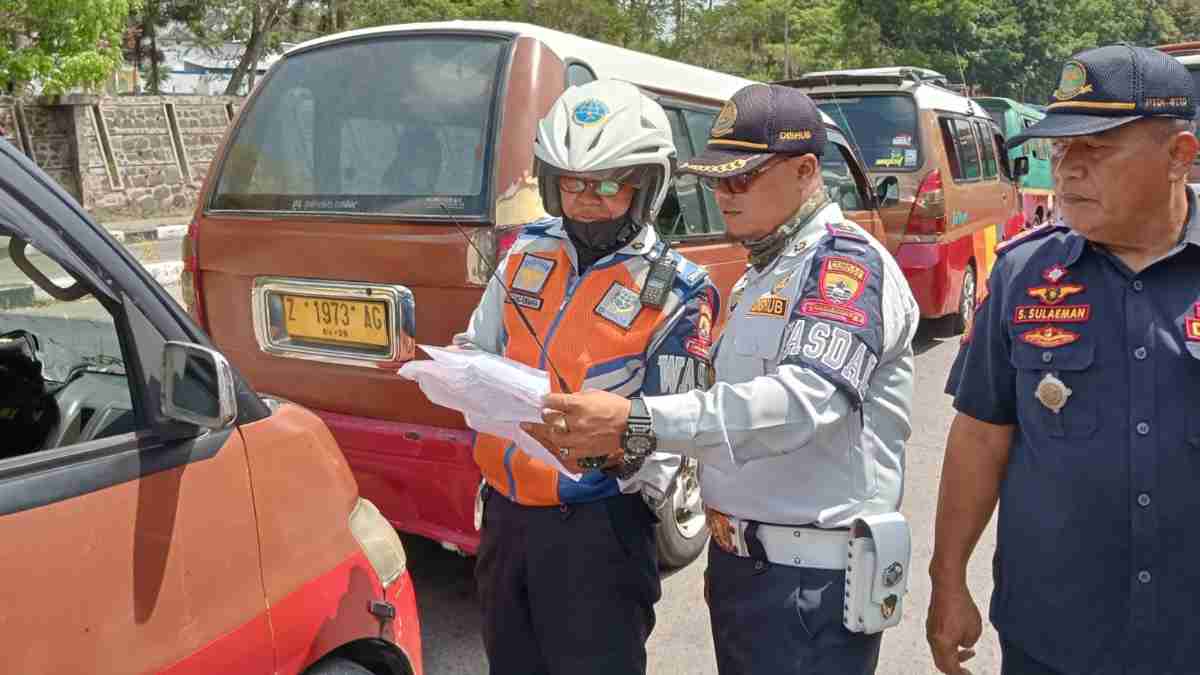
[534, 79, 676, 227]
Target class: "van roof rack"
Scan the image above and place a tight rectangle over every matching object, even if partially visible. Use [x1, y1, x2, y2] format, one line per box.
[776, 66, 953, 90]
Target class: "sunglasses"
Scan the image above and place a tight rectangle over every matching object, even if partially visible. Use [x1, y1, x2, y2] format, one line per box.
[557, 169, 644, 198]
[698, 158, 780, 194]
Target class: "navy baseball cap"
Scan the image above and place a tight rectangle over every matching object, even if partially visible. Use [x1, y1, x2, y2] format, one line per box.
[678, 84, 827, 178]
[1007, 44, 1197, 149]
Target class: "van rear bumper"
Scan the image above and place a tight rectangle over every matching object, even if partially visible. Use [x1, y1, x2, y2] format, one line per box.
[896, 242, 955, 318]
[314, 409, 482, 555]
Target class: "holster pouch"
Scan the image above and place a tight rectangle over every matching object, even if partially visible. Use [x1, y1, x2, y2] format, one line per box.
[842, 512, 911, 634]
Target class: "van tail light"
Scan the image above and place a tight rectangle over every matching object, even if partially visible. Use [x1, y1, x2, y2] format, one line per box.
[905, 169, 946, 236]
[180, 220, 208, 330]
[349, 498, 407, 589]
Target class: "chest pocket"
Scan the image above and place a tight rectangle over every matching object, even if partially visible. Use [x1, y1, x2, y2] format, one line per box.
[731, 265, 805, 371]
[1010, 342, 1098, 439]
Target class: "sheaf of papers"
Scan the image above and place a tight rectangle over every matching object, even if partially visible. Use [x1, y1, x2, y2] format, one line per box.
[398, 345, 581, 480]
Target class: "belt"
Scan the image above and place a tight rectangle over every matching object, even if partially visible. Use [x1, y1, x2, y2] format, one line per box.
[705, 507, 849, 570]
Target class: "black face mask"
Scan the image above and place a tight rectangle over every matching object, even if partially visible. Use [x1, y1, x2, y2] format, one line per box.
[564, 215, 641, 272]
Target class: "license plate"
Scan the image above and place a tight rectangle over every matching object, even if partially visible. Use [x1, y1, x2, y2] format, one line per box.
[279, 294, 389, 347]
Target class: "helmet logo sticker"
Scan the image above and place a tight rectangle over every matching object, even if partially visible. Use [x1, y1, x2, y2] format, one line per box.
[711, 100, 737, 137]
[572, 98, 610, 126]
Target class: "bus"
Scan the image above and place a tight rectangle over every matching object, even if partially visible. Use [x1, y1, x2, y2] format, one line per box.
[975, 96, 1055, 233]
[185, 21, 887, 567]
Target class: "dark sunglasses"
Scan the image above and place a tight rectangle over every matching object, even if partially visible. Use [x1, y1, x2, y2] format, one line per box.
[698, 158, 781, 194]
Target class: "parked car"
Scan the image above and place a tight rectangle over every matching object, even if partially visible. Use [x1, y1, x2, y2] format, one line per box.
[975, 96, 1056, 232]
[1157, 41, 1200, 187]
[0, 137, 422, 675]
[779, 67, 1028, 334]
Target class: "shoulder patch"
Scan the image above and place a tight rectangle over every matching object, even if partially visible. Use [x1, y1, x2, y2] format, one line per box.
[995, 223, 1065, 255]
[783, 237, 886, 407]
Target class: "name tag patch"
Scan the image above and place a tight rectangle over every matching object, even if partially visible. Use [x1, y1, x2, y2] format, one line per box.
[507, 292, 543, 311]
[512, 254, 555, 295]
[595, 282, 643, 329]
[748, 294, 788, 318]
[1013, 304, 1091, 324]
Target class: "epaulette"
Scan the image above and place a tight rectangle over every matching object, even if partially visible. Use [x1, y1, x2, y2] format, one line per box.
[995, 222, 1065, 255]
[826, 220, 869, 242]
[673, 254, 710, 290]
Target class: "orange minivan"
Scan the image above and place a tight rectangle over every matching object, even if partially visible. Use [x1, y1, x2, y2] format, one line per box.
[187, 20, 886, 567]
[781, 67, 1028, 334]
[0, 139, 421, 674]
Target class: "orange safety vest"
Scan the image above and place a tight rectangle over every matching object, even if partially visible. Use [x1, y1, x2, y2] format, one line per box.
[472, 223, 709, 506]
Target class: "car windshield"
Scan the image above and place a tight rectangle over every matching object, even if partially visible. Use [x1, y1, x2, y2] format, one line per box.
[211, 35, 508, 217]
[817, 95, 921, 172]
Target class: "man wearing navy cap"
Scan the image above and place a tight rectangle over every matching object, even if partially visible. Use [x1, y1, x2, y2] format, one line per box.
[531, 83, 919, 674]
[930, 45, 1200, 675]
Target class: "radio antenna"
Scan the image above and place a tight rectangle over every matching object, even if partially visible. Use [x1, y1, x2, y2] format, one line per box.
[440, 205, 572, 394]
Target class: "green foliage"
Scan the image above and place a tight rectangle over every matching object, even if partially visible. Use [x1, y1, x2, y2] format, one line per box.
[1, 0, 139, 94]
[16, 0, 1199, 102]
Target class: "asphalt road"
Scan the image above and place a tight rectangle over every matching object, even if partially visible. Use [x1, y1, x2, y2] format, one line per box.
[404, 324, 1002, 675]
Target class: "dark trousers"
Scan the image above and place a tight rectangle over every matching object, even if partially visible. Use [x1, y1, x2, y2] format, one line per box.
[1001, 639, 1066, 675]
[705, 545, 882, 675]
[475, 489, 661, 675]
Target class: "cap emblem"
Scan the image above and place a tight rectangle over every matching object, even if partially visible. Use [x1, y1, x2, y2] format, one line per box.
[1053, 61, 1094, 101]
[572, 99, 610, 126]
[711, 100, 738, 138]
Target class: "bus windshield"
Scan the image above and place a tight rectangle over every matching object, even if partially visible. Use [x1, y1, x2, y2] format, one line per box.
[211, 36, 508, 217]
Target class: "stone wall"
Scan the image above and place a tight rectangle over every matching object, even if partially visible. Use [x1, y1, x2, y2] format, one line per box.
[0, 94, 240, 221]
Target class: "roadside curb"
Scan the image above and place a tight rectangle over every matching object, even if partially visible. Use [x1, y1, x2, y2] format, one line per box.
[0, 223, 188, 261]
[0, 260, 183, 310]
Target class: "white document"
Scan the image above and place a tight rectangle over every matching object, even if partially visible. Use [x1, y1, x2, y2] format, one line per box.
[398, 345, 581, 480]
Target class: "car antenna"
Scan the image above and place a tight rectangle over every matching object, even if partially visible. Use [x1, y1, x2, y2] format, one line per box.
[440, 204, 572, 394]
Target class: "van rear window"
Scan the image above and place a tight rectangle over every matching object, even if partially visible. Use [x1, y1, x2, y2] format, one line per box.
[817, 95, 919, 171]
[210, 36, 507, 216]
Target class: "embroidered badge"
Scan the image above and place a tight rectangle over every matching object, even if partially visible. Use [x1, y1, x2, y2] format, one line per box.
[1042, 265, 1068, 284]
[595, 282, 643, 329]
[1186, 303, 1200, 341]
[685, 288, 715, 359]
[1026, 284, 1086, 306]
[772, 270, 795, 295]
[512, 254, 555, 295]
[1035, 372, 1072, 414]
[1019, 325, 1080, 348]
[507, 291, 543, 311]
[800, 257, 870, 327]
[1013, 304, 1091, 324]
[1052, 60, 1093, 101]
[711, 100, 737, 138]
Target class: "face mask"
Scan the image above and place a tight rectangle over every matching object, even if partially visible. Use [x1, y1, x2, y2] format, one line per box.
[564, 215, 641, 270]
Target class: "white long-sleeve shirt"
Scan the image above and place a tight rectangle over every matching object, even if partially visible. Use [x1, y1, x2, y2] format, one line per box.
[645, 202, 919, 527]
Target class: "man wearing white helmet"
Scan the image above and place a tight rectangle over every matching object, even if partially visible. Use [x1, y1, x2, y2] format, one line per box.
[452, 79, 718, 674]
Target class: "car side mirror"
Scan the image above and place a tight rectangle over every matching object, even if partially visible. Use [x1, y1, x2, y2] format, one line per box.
[874, 176, 900, 208]
[161, 341, 237, 430]
[1013, 156, 1030, 178]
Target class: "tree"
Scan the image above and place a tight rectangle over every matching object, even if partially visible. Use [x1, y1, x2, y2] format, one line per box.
[1, 0, 139, 95]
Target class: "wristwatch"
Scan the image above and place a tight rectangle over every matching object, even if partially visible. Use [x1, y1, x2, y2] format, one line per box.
[615, 396, 657, 480]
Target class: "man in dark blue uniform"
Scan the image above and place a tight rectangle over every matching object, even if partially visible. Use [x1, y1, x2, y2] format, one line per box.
[929, 45, 1200, 675]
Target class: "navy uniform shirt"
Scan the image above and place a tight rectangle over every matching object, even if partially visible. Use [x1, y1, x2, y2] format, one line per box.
[946, 188, 1200, 675]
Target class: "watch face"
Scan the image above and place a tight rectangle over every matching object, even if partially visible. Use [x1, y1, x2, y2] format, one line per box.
[626, 435, 655, 456]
